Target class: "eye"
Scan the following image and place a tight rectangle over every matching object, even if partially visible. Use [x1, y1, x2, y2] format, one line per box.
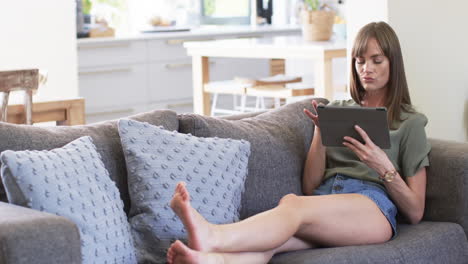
[373, 55, 384, 64]
[356, 58, 365, 64]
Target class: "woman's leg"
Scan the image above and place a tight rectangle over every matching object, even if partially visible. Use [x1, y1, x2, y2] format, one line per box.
[170, 182, 392, 253]
[167, 235, 315, 264]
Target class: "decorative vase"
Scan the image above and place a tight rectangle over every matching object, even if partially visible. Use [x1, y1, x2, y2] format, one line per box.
[301, 10, 335, 41]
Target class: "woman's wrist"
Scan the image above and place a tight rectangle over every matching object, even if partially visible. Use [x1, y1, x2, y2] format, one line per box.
[312, 126, 325, 150]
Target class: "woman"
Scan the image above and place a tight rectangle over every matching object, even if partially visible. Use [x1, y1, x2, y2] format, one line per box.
[166, 21, 431, 264]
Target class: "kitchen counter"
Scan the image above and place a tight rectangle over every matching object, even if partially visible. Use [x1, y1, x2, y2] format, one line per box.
[77, 25, 301, 45]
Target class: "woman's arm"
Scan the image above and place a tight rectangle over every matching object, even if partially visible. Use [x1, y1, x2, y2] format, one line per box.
[382, 168, 426, 224]
[302, 126, 327, 195]
[343, 125, 426, 224]
[302, 100, 327, 195]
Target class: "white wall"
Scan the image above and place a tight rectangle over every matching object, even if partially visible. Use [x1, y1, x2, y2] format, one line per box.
[0, 0, 78, 101]
[347, 0, 468, 142]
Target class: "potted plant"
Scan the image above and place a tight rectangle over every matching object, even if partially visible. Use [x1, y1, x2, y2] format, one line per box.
[301, 0, 335, 41]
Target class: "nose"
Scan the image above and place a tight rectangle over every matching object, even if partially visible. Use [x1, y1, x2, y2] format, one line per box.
[362, 62, 374, 73]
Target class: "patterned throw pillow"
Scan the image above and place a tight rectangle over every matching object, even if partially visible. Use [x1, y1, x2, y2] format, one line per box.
[0, 136, 137, 264]
[118, 119, 251, 263]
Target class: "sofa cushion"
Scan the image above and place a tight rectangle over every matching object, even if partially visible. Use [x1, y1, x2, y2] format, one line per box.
[0, 109, 178, 213]
[424, 139, 468, 235]
[270, 222, 468, 264]
[118, 119, 251, 263]
[0, 136, 137, 264]
[178, 98, 328, 219]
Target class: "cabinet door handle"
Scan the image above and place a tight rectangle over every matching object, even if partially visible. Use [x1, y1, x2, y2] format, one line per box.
[79, 67, 132, 75]
[166, 39, 186, 45]
[78, 42, 131, 50]
[165, 63, 192, 70]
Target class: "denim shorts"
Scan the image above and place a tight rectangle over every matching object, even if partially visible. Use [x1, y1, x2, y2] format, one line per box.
[313, 174, 398, 238]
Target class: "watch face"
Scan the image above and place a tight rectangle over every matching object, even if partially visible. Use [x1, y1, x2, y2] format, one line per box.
[384, 171, 396, 182]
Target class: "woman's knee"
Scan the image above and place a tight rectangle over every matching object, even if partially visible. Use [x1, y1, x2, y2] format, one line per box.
[279, 193, 298, 206]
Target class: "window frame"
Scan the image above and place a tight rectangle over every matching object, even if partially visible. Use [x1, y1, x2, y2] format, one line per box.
[200, 0, 251, 25]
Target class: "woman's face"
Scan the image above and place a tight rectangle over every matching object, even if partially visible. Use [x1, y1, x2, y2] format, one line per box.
[355, 38, 390, 93]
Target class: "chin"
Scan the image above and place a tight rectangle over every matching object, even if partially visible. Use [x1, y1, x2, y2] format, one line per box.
[363, 85, 384, 92]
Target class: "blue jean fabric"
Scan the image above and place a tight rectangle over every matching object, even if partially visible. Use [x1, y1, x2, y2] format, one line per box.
[313, 174, 398, 238]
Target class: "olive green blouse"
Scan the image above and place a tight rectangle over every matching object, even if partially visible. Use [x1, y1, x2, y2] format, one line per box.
[323, 99, 431, 186]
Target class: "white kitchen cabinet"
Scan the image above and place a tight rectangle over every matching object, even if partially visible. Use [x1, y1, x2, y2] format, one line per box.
[148, 59, 193, 102]
[78, 64, 148, 113]
[147, 38, 196, 62]
[78, 40, 147, 68]
[77, 26, 301, 122]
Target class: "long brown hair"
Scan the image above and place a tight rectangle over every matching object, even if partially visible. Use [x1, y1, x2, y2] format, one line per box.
[350, 22, 413, 128]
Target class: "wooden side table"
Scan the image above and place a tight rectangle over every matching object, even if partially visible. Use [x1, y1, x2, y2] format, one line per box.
[7, 98, 86, 126]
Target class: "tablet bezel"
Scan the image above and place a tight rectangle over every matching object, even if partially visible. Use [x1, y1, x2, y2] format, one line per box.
[317, 105, 391, 149]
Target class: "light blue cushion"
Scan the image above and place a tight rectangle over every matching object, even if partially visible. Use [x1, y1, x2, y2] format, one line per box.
[118, 119, 251, 263]
[0, 136, 137, 264]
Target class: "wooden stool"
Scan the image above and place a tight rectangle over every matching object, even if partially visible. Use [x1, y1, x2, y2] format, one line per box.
[204, 80, 252, 116]
[0, 69, 43, 124]
[246, 83, 315, 109]
[239, 75, 312, 110]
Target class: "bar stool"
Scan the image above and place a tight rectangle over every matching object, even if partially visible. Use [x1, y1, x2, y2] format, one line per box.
[246, 82, 315, 110]
[238, 75, 313, 110]
[0, 69, 47, 125]
[205, 75, 310, 116]
[204, 80, 252, 116]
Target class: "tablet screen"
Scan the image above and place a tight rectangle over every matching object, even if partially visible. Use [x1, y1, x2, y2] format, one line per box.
[317, 105, 391, 149]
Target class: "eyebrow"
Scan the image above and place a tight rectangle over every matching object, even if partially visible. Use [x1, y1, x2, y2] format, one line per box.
[356, 54, 383, 59]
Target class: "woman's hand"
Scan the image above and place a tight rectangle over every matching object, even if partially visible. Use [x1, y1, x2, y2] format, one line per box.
[342, 125, 395, 176]
[303, 100, 322, 127]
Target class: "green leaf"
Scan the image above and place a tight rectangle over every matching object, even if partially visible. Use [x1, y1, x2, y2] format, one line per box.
[304, 0, 320, 11]
[82, 0, 92, 14]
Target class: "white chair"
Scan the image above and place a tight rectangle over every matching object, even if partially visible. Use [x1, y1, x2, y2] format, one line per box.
[205, 75, 313, 116]
[239, 75, 314, 110]
[246, 82, 315, 110]
[204, 80, 252, 116]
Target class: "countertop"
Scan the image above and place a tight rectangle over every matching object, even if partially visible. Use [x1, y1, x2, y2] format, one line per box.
[184, 35, 347, 52]
[77, 25, 301, 45]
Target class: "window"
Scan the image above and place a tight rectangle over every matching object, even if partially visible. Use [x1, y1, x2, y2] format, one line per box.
[201, 0, 250, 25]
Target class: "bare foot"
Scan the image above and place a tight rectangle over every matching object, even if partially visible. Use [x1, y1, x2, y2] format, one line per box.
[170, 182, 217, 252]
[167, 240, 223, 264]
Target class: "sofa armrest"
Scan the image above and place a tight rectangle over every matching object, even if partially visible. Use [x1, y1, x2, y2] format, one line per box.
[0, 202, 81, 264]
[424, 139, 468, 235]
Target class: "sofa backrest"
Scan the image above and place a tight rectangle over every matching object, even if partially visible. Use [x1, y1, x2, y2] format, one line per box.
[425, 138, 468, 235]
[0, 110, 178, 214]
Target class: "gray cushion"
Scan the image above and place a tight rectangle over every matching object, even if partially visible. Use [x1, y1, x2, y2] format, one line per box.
[0, 109, 178, 213]
[0, 202, 82, 264]
[424, 139, 468, 235]
[118, 119, 251, 263]
[0, 136, 137, 264]
[178, 98, 328, 219]
[270, 222, 468, 264]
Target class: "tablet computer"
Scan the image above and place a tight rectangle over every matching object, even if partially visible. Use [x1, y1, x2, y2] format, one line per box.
[317, 105, 391, 149]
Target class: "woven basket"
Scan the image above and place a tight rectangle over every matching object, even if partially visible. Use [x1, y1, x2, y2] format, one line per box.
[301, 10, 335, 41]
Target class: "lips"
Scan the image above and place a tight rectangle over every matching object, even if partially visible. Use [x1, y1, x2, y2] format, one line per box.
[362, 77, 374, 83]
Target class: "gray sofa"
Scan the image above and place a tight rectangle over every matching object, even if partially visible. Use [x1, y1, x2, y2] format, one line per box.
[0, 98, 467, 264]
